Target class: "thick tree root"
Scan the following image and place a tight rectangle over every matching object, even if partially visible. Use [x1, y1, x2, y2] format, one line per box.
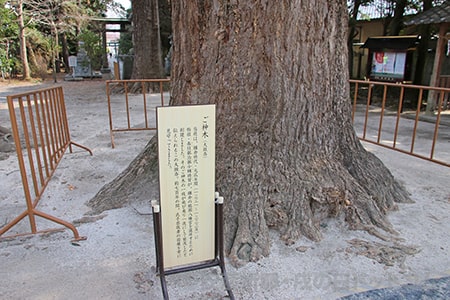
[228, 200, 271, 266]
[219, 143, 411, 266]
[86, 128, 411, 267]
[346, 238, 420, 267]
[86, 138, 159, 215]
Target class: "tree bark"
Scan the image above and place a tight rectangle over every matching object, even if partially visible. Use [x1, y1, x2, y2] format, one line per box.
[17, 0, 31, 80]
[130, 0, 165, 91]
[413, 0, 432, 87]
[387, 0, 407, 36]
[88, 0, 410, 264]
[348, 0, 362, 78]
[61, 33, 70, 73]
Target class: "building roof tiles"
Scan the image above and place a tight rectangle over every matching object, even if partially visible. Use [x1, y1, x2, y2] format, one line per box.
[404, 1, 450, 25]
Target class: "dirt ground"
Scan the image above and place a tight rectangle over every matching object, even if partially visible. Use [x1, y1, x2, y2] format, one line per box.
[0, 77, 449, 299]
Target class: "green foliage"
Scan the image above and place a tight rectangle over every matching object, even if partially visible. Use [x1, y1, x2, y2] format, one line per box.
[26, 28, 53, 76]
[0, 0, 19, 76]
[0, 2, 17, 36]
[27, 28, 52, 53]
[118, 8, 132, 55]
[0, 47, 13, 75]
[118, 31, 133, 55]
[78, 29, 103, 70]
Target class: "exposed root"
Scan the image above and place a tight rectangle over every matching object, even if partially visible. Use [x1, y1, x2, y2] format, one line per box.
[224, 149, 412, 266]
[72, 214, 107, 225]
[360, 224, 403, 242]
[228, 204, 271, 267]
[229, 231, 270, 267]
[85, 113, 413, 267]
[346, 238, 420, 267]
[0, 126, 14, 155]
[86, 138, 159, 215]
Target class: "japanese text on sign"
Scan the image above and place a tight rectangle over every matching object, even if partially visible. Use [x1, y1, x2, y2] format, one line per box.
[157, 105, 215, 268]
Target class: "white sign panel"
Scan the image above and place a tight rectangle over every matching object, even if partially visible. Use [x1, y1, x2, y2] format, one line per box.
[371, 51, 406, 79]
[68, 56, 77, 67]
[157, 104, 216, 268]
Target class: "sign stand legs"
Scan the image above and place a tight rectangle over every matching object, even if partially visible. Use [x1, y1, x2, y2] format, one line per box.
[152, 202, 169, 299]
[151, 194, 235, 300]
[215, 195, 235, 299]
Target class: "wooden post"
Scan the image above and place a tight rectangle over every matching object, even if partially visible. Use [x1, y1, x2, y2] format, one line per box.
[426, 23, 449, 114]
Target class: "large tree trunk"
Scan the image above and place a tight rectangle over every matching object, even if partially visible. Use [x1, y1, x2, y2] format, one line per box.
[130, 0, 165, 92]
[88, 0, 410, 264]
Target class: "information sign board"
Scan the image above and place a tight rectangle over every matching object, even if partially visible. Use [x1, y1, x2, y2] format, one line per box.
[370, 51, 407, 81]
[156, 104, 216, 268]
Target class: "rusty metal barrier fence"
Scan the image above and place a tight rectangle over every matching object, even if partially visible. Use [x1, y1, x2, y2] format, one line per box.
[1, 86, 92, 241]
[106, 79, 170, 148]
[106, 78, 448, 166]
[350, 79, 450, 167]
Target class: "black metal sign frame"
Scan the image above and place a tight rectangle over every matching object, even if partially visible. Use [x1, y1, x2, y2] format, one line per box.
[152, 193, 235, 299]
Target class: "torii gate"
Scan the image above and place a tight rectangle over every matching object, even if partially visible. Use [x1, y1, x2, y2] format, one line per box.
[92, 17, 131, 71]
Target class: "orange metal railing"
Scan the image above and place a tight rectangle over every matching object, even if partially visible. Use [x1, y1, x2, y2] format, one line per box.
[1, 86, 92, 241]
[105, 78, 448, 167]
[106, 79, 170, 148]
[350, 79, 449, 167]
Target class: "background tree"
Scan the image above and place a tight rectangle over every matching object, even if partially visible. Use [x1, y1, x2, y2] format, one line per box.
[130, 0, 164, 88]
[0, 0, 19, 79]
[61, 0, 111, 72]
[25, 28, 52, 77]
[348, 0, 371, 77]
[13, 0, 31, 79]
[78, 29, 104, 70]
[1, 0, 115, 79]
[412, 0, 433, 86]
[346, 0, 445, 81]
[158, 0, 171, 62]
[119, 0, 171, 76]
[24, 0, 104, 80]
[88, 0, 411, 264]
[365, 0, 445, 35]
[386, 0, 408, 35]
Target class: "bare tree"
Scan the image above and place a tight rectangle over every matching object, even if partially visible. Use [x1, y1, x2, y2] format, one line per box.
[24, 0, 88, 81]
[88, 0, 410, 264]
[14, 0, 31, 80]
